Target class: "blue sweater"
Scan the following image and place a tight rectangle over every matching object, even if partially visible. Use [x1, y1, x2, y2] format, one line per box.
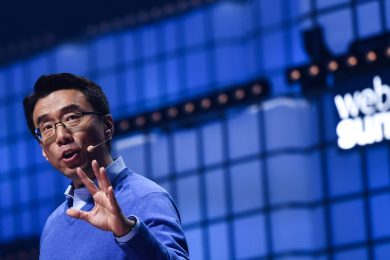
[40, 159, 189, 259]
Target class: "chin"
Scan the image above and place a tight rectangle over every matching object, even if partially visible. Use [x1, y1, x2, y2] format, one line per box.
[64, 162, 92, 176]
[60, 168, 78, 180]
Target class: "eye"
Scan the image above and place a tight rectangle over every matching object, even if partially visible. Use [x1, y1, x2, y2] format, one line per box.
[64, 113, 81, 122]
[41, 123, 54, 131]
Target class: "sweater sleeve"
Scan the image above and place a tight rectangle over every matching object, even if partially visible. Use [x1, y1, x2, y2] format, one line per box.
[115, 192, 189, 259]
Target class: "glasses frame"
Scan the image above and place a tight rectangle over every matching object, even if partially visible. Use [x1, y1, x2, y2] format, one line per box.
[34, 111, 102, 141]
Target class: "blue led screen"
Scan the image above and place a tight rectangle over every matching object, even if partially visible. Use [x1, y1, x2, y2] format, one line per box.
[1, 0, 390, 259]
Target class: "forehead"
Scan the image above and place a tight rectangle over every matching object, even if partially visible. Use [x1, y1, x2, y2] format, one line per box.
[33, 89, 93, 122]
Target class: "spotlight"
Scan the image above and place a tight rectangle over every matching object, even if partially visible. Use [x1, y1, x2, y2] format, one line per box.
[135, 116, 146, 126]
[184, 102, 195, 113]
[308, 65, 320, 76]
[366, 51, 377, 62]
[217, 93, 229, 105]
[327, 60, 338, 71]
[167, 107, 178, 118]
[151, 112, 162, 122]
[290, 69, 301, 81]
[252, 84, 263, 95]
[346, 55, 358, 67]
[234, 89, 245, 100]
[200, 98, 211, 109]
[386, 46, 390, 57]
[119, 120, 130, 131]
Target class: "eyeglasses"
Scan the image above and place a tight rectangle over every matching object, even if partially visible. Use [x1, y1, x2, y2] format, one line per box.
[35, 111, 102, 141]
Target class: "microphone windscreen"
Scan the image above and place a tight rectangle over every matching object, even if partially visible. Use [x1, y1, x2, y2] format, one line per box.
[87, 145, 95, 153]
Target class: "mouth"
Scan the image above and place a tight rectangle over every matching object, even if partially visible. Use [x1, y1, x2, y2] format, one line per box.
[61, 149, 81, 164]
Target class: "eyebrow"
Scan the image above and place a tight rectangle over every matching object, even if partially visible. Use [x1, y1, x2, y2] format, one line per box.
[35, 104, 84, 126]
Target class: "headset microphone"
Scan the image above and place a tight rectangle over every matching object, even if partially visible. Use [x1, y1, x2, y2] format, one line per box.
[87, 137, 112, 153]
[87, 130, 112, 153]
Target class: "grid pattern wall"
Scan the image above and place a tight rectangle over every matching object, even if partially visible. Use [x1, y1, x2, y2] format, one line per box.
[114, 93, 390, 259]
[0, 0, 390, 259]
[314, 90, 390, 260]
[115, 99, 322, 259]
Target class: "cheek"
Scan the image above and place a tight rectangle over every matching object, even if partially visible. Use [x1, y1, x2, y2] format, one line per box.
[74, 127, 105, 145]
[43, 145, 58, 159]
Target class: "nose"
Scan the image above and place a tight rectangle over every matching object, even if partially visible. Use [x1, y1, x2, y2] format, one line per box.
[55, 122, 73, 145]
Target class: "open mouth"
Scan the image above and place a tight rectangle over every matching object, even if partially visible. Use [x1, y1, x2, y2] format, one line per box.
[63, 151, 80, 160]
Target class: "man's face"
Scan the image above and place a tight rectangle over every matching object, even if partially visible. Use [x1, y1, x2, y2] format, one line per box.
[32, 89, 110, 184]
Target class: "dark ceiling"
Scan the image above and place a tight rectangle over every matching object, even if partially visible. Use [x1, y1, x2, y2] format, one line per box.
[0, 0, 203, 63]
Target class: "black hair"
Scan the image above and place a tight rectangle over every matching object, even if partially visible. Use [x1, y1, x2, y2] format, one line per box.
[23, 73, 110, 140]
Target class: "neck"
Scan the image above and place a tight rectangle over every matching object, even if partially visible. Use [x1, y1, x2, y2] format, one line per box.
[73, 154, 113, 188]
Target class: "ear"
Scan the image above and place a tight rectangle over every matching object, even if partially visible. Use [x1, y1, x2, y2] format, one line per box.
[103, 114, 114, 138]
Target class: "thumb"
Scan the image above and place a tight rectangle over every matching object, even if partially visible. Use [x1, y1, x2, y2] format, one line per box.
[66, 208, 89, 221]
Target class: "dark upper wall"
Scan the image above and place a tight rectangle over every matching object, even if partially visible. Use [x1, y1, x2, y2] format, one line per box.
[0, 0, 211, 64]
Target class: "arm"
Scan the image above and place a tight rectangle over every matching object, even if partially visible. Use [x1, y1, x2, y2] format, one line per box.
[66, 160, 189, 259]
[116, 193, 189, 259]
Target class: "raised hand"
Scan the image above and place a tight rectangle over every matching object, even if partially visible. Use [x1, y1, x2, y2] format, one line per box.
[66, 160, 135, 237]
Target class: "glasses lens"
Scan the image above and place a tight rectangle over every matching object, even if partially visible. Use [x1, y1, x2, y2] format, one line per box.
[63, 113, 83, 128]
[37, 112, 96, 141]
[41, 125, 55, 139]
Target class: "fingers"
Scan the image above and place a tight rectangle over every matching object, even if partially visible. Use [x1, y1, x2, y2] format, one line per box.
[66, 208, 89, 221]
[76, 167, 99, 195]
[92, 160, 112, 193]
[106, 186, 120, 211]
[100, 166, 112, 192]
[77, 160, 117, 211]
[91, 160, 103, 190]
[92, 159, 100, 179]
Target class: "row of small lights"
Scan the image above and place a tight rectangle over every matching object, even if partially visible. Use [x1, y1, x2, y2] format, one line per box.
[0, 0, 215, 61]
[115, 79, 269, 135]
[86, 0, 215, 36]
[0, 34, 55, 59]
[287, 47, 390, 83]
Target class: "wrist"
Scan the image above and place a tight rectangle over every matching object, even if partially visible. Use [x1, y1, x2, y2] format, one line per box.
[114, 216, 136, 237]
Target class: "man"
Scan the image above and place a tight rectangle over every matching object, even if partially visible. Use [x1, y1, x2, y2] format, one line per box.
[23, 73, 189, 259]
